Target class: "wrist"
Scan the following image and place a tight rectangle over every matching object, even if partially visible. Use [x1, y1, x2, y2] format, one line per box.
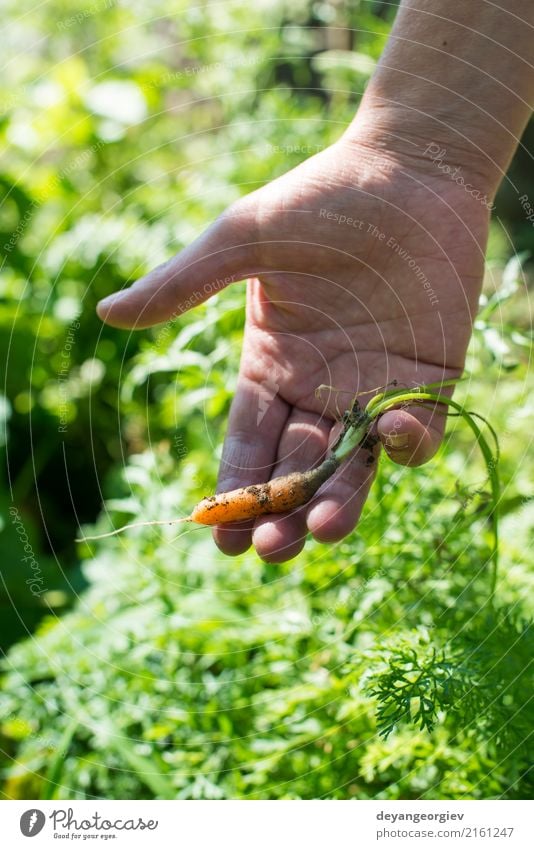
[343, 106, 501, 206]
[343, 0, 534, 204]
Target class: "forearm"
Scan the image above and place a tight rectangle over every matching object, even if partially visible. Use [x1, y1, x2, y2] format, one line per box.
[348, 0, 534, 194]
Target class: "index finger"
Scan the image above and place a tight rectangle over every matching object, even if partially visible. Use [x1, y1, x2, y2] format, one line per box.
[212, 375, 289, 555]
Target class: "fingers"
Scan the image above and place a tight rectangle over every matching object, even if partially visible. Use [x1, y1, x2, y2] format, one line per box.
[96, 205, 257, 329]
[216, 402, 376, 563]
[213, 519, 255, 557]
[305, 447, 377, 543]
[212, 376, 290, 557]
[216, 400, 446, 563]
[303, 385, 451, 542]
[251, 410, 332, 563]
[377, 403, 447, 467]
[265, 389, 450, 553]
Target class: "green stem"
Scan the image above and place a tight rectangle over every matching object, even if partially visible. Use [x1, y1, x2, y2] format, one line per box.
[332, 417, 371, 462]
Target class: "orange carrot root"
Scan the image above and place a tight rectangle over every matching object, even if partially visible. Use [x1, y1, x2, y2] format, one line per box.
[190, 454, 340, 525]
[77, 454, 340, 541]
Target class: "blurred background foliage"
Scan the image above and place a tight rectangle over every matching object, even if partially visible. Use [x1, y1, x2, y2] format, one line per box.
[0, 0, 532, 799]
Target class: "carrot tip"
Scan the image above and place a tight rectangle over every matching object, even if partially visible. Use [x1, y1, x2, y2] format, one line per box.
[75, 516, 192, 542]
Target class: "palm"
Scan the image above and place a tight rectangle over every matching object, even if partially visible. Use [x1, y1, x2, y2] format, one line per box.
[98, 138, 489, 561]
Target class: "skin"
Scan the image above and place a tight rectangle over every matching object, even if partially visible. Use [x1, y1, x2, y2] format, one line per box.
[97, 0, 534, 563]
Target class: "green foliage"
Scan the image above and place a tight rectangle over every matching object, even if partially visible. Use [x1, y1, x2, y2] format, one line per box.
[367, 615, 533, 747]
[0, 0, 533, 801]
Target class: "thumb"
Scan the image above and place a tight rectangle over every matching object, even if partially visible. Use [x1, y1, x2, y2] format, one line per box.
[96, 201, 258, 329]
[376, 404, 448, 467]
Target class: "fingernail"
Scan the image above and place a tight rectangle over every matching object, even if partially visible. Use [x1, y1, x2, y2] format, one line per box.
[384, 433, 410, 450]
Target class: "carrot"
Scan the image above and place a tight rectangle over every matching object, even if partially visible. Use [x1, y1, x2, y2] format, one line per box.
[76, 378, 476, 547]
[190, 454, 340, 525]
[76, 454, 340, 541]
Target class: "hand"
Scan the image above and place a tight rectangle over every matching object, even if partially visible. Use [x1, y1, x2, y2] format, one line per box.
[97, 131, 491, 562]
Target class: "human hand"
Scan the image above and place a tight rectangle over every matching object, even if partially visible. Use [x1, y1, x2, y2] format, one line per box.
[97, 130, 491, 562]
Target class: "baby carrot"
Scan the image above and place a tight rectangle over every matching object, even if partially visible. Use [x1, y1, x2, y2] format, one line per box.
[78, 378, 491, 554]
[76, 405, 376, 543]
[76, 454, 341, 541]
[190, 454, 340, 525]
